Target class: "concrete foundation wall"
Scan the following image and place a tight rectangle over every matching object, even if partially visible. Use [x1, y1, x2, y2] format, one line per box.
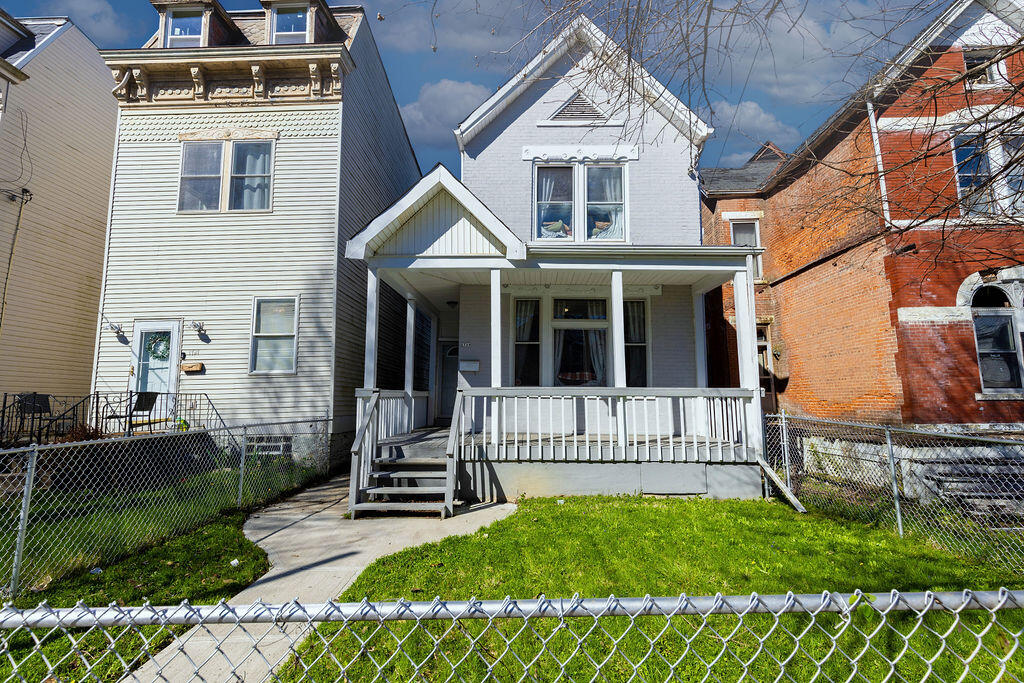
[457, 461, 762, 502]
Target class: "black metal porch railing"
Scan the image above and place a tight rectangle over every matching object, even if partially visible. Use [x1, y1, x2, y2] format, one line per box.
[0, 392, 229, 448]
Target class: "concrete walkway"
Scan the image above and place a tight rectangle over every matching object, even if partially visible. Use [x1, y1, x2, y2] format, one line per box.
[135, 475, 516, 681]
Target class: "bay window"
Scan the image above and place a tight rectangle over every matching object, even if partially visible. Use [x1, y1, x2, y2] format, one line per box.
[179, 140, 273, 212]
[536, 163, 626, 241]
[250, 297, 298, 373]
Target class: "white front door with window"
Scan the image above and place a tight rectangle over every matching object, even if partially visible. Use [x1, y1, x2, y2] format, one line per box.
[131, 320, 181, 416]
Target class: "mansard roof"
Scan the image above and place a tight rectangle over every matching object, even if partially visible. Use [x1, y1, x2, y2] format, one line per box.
[454, 15, 712, 151]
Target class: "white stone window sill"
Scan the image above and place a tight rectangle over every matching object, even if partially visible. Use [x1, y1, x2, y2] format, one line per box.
[975, 392, 1024, 401]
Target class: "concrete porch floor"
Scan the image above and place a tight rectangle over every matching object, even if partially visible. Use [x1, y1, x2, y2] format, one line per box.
[134, 474, 516, 681]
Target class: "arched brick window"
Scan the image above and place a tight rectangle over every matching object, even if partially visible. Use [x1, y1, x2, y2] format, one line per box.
[971, 284, 1022, 392]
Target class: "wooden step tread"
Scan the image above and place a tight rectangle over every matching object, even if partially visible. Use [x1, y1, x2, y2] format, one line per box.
[369, 470, 446, 479]
[374, 456, 448, 465]
[352, 501, 446, 512]
[362, 486, 447, 496]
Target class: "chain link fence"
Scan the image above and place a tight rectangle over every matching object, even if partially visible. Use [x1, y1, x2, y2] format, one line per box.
[0, 418, 330, 596]
[0, 589, 1019, 681]
[765, 413, 1024, 573]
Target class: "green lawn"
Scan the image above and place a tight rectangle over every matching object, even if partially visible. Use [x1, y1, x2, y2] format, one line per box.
[1, 511, 269, 682]
[286, 496, 1022, 681]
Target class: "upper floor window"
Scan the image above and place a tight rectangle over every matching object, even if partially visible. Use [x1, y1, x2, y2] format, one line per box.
[971, 285, 1022, 392]
[963, 49, 1006, 87]
[179, 140, 273, 213]
[730, 220, 762, 279]
[165, 10, 203, 48]
[535, 163, 626, 242]
[273, 6, 308, 44]
[953, 133, 1024, 216]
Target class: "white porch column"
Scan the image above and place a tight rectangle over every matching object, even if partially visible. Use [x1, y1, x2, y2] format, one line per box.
[490, 269, 501, 387]
[363, 266, 379, 389]
[732, 256, 763, 452]
[610, 270, 626, 388]
[404, 297, 416, 431]
[693, 289, 708, 388]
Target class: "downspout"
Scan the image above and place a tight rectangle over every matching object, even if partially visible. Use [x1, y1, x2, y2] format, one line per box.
[0, 188, 33, 342]
[866, 98, 891, 226]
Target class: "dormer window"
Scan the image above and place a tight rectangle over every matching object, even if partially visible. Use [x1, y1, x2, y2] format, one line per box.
[273, 6, 308, 44]
[165, 10, 203, 48]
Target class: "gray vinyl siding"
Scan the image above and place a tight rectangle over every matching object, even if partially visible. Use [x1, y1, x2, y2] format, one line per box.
[334, 20, 420, 428]
[376, 281, 406, 391]
[0, 26, 116, 395]
[461, 52, 702, 246]
[94, 105, 341, 425]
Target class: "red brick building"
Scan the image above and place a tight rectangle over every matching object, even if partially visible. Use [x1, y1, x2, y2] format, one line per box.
[702, 0, 1024, 427]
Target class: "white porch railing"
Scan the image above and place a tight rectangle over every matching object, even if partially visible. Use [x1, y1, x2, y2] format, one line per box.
[355, 389, 430, 441]
[455, 388, 761, 463]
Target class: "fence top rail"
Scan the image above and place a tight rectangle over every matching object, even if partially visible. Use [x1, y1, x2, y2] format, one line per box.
[460, 387, 759, 399]
[1, 589, 1018, 629]
[0, 416, 332, 456]
[769, 412, 1024, 449]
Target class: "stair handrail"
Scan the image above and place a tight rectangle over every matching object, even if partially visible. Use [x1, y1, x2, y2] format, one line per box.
[442, 390, 464, 519]
[349, 391, 379, 514]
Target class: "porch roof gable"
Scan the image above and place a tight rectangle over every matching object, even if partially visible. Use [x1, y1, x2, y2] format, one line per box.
[345, 164, 526, 261]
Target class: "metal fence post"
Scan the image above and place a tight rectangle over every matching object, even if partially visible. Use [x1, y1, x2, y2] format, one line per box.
[237, 426, 247, 508]
[884, 427, 904, 537]
[780, 409, 792, 489]
[10, 444, 37, 596]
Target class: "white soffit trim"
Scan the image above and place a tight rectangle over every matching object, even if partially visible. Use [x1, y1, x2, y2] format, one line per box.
[721, 211, 764, 221]
[344, 165, 526, 261]
[897, 306, 972, 323]
[522, 145, 639, 161]
[453, 14, 711, 151]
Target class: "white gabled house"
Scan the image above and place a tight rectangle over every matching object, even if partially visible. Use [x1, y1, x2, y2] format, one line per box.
[92, 0, 419, 446]
[346, 16, 764, 517]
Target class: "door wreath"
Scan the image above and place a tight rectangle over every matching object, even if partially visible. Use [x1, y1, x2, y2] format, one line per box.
[146, 333, 171, 361]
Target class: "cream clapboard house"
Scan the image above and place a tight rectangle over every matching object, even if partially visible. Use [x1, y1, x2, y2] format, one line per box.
[345, 17, 767, 516]
[93, 0, 419, 442]
[0, 11, 115, 397]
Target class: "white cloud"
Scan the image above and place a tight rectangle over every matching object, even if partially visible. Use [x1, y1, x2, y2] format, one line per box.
[41, 0, 137, 45]
[401, 79, 492, 148]
[718, 151, 755, 167]
[711, 99, 801, 148]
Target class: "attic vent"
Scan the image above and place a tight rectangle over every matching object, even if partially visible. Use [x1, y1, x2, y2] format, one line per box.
[552, 93, 605, 121]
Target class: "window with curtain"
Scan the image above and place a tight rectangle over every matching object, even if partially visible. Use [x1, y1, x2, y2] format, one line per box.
[731, 221, 762, 278]
[586, 166, 624, 240]
[230, 141, 272, 211]
[514, 299, 540, 386]
[954, 135, 995, 215]
[166, 10, 202, 47]
[972, 286, 1022, 390]
[624, 300, 647, 387]
[553, 299, 607, 387]
[274, 6, 308, 44]
[179, 142, 223, 212]
[250, 297, 298, 373]
[536, 167, 574, 239]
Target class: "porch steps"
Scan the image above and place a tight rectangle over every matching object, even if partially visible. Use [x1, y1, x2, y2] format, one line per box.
[352, 427, 456, 519]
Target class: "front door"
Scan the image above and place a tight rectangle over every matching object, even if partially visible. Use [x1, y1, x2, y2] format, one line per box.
[131, 320, 181, 419]
[437, 342, 459, 421]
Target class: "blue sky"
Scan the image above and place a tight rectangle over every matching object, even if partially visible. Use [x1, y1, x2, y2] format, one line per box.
[4, 0, 931, 173]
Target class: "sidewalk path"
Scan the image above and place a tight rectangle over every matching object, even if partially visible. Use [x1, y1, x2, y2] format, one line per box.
[134, 475, 516, 681]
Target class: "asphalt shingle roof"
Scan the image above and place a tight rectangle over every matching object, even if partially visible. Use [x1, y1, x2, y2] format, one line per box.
[701, 158, 784, 195]
[3, 19, 65, 67]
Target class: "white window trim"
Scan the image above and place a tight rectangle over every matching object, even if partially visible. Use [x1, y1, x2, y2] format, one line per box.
[176, 139, 275, 214]
[962, 48, 1012, 90]
[270, 5, 311, 45]
[950, 131, 1023, 217]
[533, 162, 629, 244]
[131, 319, 183, 395]
[729, 218, 763, 280]
[970, 283, 1024, 394]
[164, 7, 205, 49]
[509, 293, 652, 387]
[249, 295, 300, 375]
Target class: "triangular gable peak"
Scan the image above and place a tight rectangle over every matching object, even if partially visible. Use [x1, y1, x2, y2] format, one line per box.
[346, 165, 526, 261]
[454, 15, 711, 151]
